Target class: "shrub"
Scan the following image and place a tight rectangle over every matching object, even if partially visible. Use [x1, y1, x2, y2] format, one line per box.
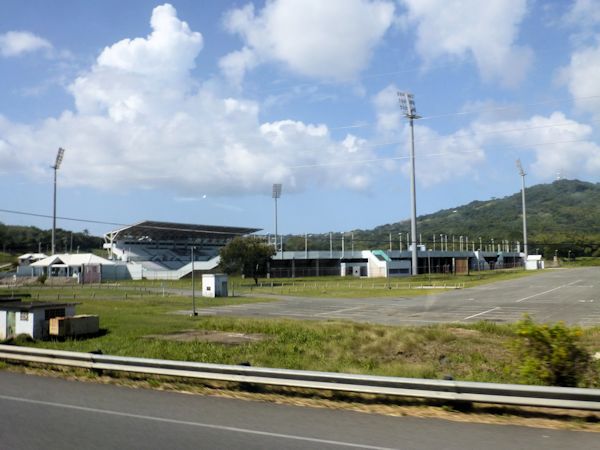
[37, 274, 47, 285]
[511, 315, 593, 387]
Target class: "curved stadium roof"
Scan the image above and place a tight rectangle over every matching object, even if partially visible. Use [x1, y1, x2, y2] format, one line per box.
[104, 220, 261, 242]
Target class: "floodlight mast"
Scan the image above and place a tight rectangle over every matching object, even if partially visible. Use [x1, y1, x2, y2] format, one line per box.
[272, 183, 282, 257]
[516, 159, 528, 259]
[51, 147, 65, 255]
[398, 92, 421, 275]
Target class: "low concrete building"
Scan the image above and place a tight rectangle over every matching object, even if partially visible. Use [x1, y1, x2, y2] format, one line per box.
[268, 248, 524, 278]
[202, 274, 228, 297]
[525, 255, 544, 270]
[0, 302, 76, 340]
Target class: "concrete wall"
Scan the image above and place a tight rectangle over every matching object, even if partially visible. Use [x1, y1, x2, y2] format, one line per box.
[15, 311, 34, 337]
[0, 311, 6, 340]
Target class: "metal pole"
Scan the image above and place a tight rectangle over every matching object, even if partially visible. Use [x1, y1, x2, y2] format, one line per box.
[351, 232, 354, 253]
[520, 171, 528, 259]
[305, 233, 308, 259]
[274, 196, 278, 256]
[52, 166, 57, 255]
[409, 118, 418, 274]
[389, 233, 392, 252]
[329, 232, 333, 258]
[191, 246, 197, 316]
[342, 233, 345, 258]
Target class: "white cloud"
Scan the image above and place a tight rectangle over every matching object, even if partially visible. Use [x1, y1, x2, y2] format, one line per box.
[371, 86, 600, 186]
[0, 31, 52, 57]
[471, 112, 600, 178]
[566, 0, 600, 28]
[406, 125, 486, 186]
[559, 39, 600, 118]
[0, 4, 379, 196]
[371, 84, 486, 186]
[220, 0, 395, 83]
[399, 0, 532, 87]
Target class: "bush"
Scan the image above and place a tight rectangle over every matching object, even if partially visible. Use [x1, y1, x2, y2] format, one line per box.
[37, 274, 47, 285]
[511, 315, 593, 387]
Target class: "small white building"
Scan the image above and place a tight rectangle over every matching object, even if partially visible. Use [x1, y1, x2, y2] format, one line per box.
[525, 255, 544, 270]
[202, 274, 228, 297]
[0, 302, 76, 340]
[17, 253, 48, 266]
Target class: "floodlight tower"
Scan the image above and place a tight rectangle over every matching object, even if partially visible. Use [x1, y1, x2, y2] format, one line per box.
[398, 92, 421, 275]
[272, 183, 282, 256]
[51, 148, 65, 255]
[516, 159, 528, 259]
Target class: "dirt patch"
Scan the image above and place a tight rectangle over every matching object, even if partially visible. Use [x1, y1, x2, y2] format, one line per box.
[145, 330, 268, 345]
[447, 328, 482, 337]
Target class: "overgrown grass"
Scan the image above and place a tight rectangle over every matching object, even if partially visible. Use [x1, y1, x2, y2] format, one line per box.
[560, 257, 600, 267]
[230, 269, 537, 298]
[116, 268, 538, 298]
[6, 286, 598, 386]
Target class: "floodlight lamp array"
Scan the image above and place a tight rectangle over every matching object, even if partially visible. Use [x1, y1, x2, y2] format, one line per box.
[516, 159, 525, 176]
[397, 91, 418, 118]
[54, 147, 65, 169]
[272, 183, 282, 199]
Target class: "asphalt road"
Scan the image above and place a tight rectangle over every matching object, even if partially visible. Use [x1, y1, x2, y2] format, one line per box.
[193, 268, 600, 326]
[0, 371, 597, 450]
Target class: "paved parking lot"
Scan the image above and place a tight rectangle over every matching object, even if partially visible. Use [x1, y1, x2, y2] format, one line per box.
[196, 267, 600, 326]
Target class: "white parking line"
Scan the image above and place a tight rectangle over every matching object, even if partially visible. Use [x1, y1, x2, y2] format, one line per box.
[0, 394, 395, 450]
[315, 306, 362, 316]
[463, 307, 500, 321]
[515, 280, 582, 303]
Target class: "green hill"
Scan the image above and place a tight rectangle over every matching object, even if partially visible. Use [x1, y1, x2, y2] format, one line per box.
[0, 223, 103, 255]
[286, 179, 600, 257]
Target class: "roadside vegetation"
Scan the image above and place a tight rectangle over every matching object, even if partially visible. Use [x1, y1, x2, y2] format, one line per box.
[2, 284, 599, 388]
[559, 257, 600, 267]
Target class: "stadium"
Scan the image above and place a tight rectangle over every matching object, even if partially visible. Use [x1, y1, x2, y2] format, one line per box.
[102, 220, 525, 280]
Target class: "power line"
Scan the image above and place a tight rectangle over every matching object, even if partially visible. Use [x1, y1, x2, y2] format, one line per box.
[285, 137, 594, 170]
[0, 209, 254, 236]
[0, 208, 124, 226]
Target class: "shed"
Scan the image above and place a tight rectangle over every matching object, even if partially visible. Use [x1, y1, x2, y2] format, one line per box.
[202, 274, 228, 298]
[0, 302, 76, 340]
[525, 255, 544, 270]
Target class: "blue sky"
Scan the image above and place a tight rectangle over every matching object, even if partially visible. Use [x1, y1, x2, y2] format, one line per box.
[1, 0, 600, 239]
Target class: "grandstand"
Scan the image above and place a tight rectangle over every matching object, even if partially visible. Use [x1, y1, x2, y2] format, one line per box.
[103, 221, 260, 280]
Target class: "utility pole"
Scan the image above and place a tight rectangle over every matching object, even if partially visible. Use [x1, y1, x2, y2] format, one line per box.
[398, 92, 421, 275]
[516, 159, 528, 259]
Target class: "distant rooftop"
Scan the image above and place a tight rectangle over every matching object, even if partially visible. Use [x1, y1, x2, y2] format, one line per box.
[0, 301, 77, 311]
[104, 220, 261, 242]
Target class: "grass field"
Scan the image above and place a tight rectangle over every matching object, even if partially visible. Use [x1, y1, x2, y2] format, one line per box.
[4, 284, 599, 387]
[116, 268, 537, 298]
[560, 257, 600, 267]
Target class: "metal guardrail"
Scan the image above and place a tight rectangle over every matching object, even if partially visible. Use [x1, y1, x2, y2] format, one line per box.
[0, 344, 599, 411]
